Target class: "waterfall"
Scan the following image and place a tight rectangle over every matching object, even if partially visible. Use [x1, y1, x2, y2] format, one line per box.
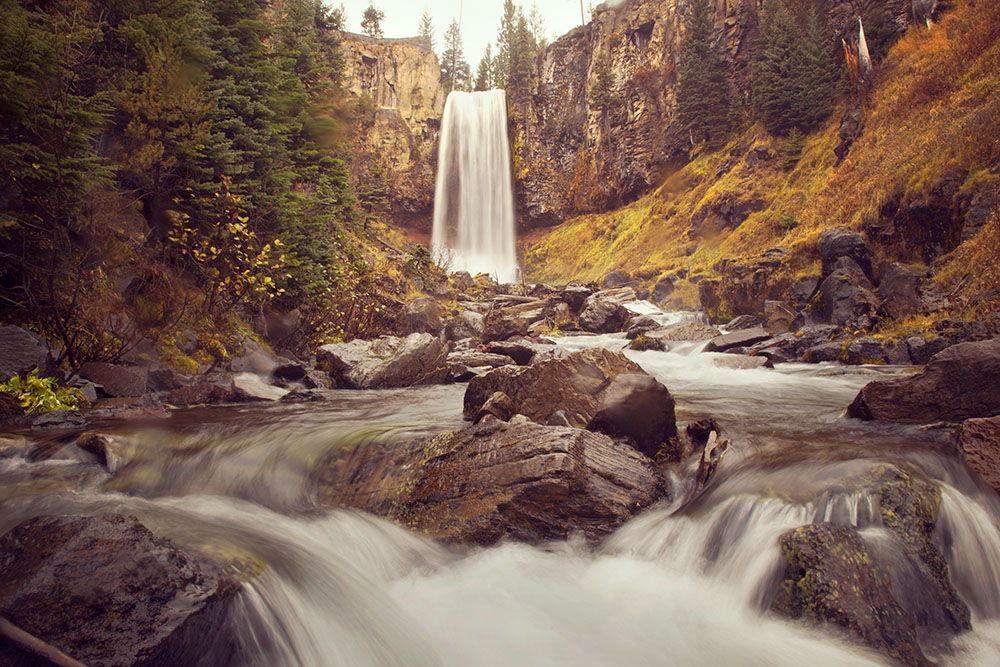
[431, 90, 519, 283]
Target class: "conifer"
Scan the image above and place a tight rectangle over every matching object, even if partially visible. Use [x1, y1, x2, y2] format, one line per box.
[675, 0, 734, 145]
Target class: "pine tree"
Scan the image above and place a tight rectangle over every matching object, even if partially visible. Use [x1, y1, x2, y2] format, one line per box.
[440, 19, 471, 91]
[751, 0, 837, 136]
[589, 54, 617, 112]
[475, 45, 494, 91]
[418, 10, 435, 50]
[508, 9, 537, 96]
[361, 3, 384, 39]
[675, 0, 734, 145]
[494, 0, 518, 88]
[529, 3, 548, 50]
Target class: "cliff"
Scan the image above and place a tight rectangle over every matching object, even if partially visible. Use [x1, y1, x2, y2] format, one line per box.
[340, 33, 445, 230]
[512, 0, 912, 228]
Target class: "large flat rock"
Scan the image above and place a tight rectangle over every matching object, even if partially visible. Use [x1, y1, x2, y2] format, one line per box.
[316, 333, 449, 389]
[320, 420, 668, 545]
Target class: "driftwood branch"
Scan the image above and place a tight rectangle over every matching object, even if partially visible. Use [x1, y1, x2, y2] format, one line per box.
[0, 616, 88, 667]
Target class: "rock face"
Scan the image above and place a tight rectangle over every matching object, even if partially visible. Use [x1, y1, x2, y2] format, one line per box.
[317, 333, 449, 389]
[321, 420, 667, 545]
[0, 326, 57, 382]
[0, 514, 240, 667]
[815, 257, 880, 330]
[463, 347, 644, 426]
[79, 362, 149, 398]
[954, 416, 1000, 495]
[511, 0, 912, 227]
[847, 339, 1000, 423]
[340, 33, 444, 228]
[772, 523, 931, 667]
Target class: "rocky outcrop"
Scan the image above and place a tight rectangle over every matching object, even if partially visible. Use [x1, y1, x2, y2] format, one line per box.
[78, 362, 148, 398]
[0, 326, 58, 382]
[578, 292, 630, 333]
[340, 33, 444, 228]
[319, 419, 667, 545]
[954, 416, 1000, 495]
[0, 514, 241, 667]
[847, 339, 1000, 423]
[512, 0, 912, 227]
[316, 332, 449, 389]
[463, 347, 644, 426]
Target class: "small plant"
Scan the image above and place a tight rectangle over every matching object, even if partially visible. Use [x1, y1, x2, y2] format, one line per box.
[778, 214, 799, 231]
[1, 370, 85, 413]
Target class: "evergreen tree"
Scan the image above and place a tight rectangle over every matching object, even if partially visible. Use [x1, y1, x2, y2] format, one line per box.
[529, 3, 548, 50]
[508, 9, 537, 96]
[361, 3, 384, 39]
[589, 54, 617, 112]
[751, 0, 838, 136]
[475, 45, 495, 91]
[494, 0, 518, 88]
[418, 10, 435, 50]
[675, 0, 734, 145]
[440, 19, 471, 91]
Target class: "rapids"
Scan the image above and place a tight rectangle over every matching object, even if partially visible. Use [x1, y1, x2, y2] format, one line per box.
[3, 302, 1000, 665]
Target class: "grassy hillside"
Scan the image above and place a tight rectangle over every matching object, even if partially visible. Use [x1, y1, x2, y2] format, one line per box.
[522, 0, 1000, 319]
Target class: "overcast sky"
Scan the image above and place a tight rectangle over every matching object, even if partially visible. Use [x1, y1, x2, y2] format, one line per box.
[340, 0, 586, 68]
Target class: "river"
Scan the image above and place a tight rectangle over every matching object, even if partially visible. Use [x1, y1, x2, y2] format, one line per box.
[2, 304, 1000, 666]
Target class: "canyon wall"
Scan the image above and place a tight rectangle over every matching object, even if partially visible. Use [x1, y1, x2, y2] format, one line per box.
[340, 33, 445, 230]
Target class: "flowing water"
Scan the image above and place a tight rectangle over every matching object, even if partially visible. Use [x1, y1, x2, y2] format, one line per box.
[3, 304, 1000, 665]
[431, 90, 518, 283]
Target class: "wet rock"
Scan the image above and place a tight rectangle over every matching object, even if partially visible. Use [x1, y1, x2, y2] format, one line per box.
[883, 339, 912, 365]
[0, 325, 58, 383]
[484, 340, 539, 366]
[0, 514, 240, 667]
[877, 263, 921, 320]
[396, 296, 444, 335]
[803, 342, 845, 363]
[231, 373, 291, 402]
[272, 361, 307, 383]
[704, 327, 771, 353]
[906, 335, 950, 365]
[229, 340, 279, 375]
[463, 348, 646, 428]
[847, 339, 1000, 423]
[578, 294, 630, 333]
[586, 374, 677, 459]
[167, 382, 232, 407]
[560, 285, 594, 313]
[147, 367, 190, 392]
[764, 300, 798, 334]
[279, 389, 327, 402]
[629, 334, 667, 352]
[321, 421, 667, 545]
[954, 416, 1000, 495]
[76, 431, 132, 474]
[819, 227, 873, 282]
[602, 270, 631, 289]
[650, 279, 675, 303]
[815, 257, 880, 330]
[482, 308, 530, 342]
[746, 333, 798, 365]
[78, 362, 148, 398]
[725, 314, 761, 330]
[31, 410, 86, 431]
[624, 315, 660, 340]
[647, 322, 721, 342]
[316, 333, 449, 390]
[713, 355, 773, 370]
[474, 391, 516, 423]
[446, 351, 514, 382]
[685, 418, 720, 447]
[445, 310, 485, 341]
[546, 410, 571, 427]
[844, 337, 886, 365]
[791, 277, 820, 308]
[771, 523, 931, 667]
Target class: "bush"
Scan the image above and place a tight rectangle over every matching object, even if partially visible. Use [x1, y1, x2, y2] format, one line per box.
[1, 371, 85, 413]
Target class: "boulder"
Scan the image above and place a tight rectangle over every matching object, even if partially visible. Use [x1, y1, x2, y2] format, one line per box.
[76, 431, 133, 474]
[725, 314, 761, 330]
[624, 315, 660, 340]
[316, 333, 449, 390]
[560, 285, 594, 313]
[847, 339, 1000, 423]
[0, 326, 58, 382]
[877, 263, 922, 320]
[704, 327, 771, 353]
[629, 335, 667, 352]
[273, 361, 308, 383]
[229, 340, 279, 375]
[771, 523, 931, 667]
[954, 416, 1000, 495]
[78, 362, 148, 398]
[819, 227, 873, 281]
[906, 334, 950, 365]
[578, 294, 629, 333]
[231, 374, 291, 402]
[586, 374, 677, 459]
[450, 271, 476, 291]
[602, 270, 631, 289]
[320, 420, 667, 545]
[463, 347, 646, 428]
[147, 367, 191, 392]
[764, 300, 798, 334]
[650, 279, 675, 303]
[482, 308, 530, 342]
[167, 382, 232, 407]
[803, 341, 844, 363]
[746, 333, 799, 365]
[474, 391, 516, 423]
[815, 257, 880, 330]
[484, 340, 539, 366]
[713, 355, 773, 370]
[844, 337, 886, 365]
[648, 322, 721, 342]
[445, 310, 485, 341]
[31, 410, 86, 430]
[0, 514, 240, 667]
[396, 296, 444, 335]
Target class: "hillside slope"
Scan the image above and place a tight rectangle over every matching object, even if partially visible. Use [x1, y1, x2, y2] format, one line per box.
[523, 0, 999, 326]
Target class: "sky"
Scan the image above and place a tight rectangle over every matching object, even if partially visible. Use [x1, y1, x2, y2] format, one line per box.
[340, 0, 587, 68]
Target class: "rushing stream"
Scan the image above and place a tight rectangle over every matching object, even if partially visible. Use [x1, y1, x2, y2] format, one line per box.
[3, 303, 1000, 665]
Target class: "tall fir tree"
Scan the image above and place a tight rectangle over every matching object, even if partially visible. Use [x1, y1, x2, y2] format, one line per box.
[475, 44, 495, 91]
[493, 0, 518, 88]
[418, 10, 435, 50]
[361, 3, 384, 39]
[440, 19, 471, 91]
[675, 0, 734, 145]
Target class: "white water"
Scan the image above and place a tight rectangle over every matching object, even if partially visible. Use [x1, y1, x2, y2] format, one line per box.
[431, 90, 518, 283]
[5, 300, 1000, 665]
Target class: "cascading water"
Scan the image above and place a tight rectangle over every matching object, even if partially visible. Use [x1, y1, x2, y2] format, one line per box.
[5, 300, 1000, 665]
[431, 90, 519, 283]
